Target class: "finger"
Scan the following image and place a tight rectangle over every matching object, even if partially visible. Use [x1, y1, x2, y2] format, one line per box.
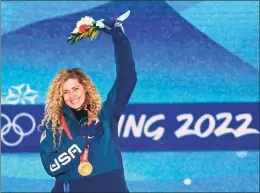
[101, 28, 111, 35]
[103, 24, 112, 30]
[95, 19, 105, 29]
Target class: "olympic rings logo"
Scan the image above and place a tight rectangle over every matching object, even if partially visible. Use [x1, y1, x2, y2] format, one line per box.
[1, 113, 36, 147]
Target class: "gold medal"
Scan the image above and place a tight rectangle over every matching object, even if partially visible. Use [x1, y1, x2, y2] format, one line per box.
[78, 161, 93, 176]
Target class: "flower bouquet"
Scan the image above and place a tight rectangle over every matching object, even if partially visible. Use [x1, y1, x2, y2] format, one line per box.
[67, 10, 130, 45]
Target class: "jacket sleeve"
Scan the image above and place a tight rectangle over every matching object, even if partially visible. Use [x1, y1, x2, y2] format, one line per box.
[40, 128, 87, 177]
[103, 33, 137, 137]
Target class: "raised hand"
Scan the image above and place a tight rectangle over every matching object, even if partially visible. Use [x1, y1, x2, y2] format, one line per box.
[95, 10, 131, 36]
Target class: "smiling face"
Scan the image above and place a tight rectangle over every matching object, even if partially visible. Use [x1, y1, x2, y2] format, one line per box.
[62, 78, 86, 110]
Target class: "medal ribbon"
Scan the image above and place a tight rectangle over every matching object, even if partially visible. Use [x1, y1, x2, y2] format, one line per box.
[61, 114, 89, 162]
[80, 147, 89, 162]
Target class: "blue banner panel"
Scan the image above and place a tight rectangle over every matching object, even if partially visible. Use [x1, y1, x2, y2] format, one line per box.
[1, 103, 259, 152]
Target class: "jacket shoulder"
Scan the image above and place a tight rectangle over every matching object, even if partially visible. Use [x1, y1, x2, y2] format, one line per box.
[39, 121, 63, 150]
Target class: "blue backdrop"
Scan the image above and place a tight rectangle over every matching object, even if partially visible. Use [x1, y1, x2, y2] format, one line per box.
[1, 103, 259, 152]
[1, 1, 259, 192]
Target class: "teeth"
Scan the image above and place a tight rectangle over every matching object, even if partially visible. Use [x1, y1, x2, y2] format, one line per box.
[71, 99, 79, 103]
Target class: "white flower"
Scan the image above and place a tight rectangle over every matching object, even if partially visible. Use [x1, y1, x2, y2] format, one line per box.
[71, 27, 79, 34]
[76, 16, 95, 28]
[71, 16, 95, 34]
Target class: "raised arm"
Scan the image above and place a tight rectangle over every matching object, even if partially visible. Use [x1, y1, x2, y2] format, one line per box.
[103, 27, 137, 137]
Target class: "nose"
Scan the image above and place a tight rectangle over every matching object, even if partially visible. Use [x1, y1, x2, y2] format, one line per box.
[69, 92, 77, 100]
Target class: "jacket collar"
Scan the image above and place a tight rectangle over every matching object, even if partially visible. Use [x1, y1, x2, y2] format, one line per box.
[62, 102, 74, 116]
[61, 103, 80, 137]
[61, 102, 88, 126]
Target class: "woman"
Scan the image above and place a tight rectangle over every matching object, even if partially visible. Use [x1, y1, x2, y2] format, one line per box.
[39, 18, 137, 192]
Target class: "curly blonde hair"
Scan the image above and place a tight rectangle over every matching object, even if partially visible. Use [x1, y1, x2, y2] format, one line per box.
[38, 68, 102, 149]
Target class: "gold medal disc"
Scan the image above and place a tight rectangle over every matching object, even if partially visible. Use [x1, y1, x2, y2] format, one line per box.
[78, 161, 93, 176]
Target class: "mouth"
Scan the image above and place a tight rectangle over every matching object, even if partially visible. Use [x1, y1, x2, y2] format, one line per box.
[70, 98, 80, 104]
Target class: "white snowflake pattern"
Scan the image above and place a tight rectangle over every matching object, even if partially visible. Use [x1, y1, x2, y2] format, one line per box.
[1, 96, 6, 104]
[4, 84, 38, 104]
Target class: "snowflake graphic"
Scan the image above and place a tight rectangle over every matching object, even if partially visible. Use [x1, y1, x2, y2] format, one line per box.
[4, 84, 38, 104]
[1, 96, 6, 104]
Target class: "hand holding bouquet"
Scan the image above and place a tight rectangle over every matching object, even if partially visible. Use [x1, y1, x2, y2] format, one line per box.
[67, 10, 130, 45]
